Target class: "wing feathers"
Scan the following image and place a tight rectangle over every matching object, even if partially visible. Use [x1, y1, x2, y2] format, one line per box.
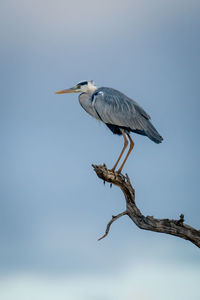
[92, 87, 163, 143]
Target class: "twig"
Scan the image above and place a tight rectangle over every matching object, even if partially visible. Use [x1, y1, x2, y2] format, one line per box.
[98, 211, 128, 241]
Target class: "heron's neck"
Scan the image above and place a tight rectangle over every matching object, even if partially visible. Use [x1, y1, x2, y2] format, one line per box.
[87, 82, 98, 94]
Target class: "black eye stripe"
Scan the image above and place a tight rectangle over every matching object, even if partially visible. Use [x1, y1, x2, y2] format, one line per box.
[78, 81, 88, 86]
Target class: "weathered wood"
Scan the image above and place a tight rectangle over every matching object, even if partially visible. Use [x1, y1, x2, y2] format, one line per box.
[92, 164, 200, 248]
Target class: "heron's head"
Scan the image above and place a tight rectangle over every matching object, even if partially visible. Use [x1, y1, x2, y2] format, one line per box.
[55, 80, 97, 95]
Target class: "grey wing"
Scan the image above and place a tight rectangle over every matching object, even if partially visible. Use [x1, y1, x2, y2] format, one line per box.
[132, 99, 150, 120]
[92, 88, 147, 131]
[92, 87, 163, 143]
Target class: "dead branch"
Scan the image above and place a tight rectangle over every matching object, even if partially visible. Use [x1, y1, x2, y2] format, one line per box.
[98, 211, 128, 241]
[92, 164, 200, 248]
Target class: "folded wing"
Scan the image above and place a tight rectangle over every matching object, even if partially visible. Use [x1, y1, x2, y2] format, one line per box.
[92, 87, 163, 143]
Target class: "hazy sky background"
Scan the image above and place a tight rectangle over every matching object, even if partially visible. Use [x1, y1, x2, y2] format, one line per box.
[0, 0, 200, 299]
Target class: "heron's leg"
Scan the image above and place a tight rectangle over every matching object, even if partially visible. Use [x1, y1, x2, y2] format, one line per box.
[118, 133, 134, 173]
[111, 131, 128, 171]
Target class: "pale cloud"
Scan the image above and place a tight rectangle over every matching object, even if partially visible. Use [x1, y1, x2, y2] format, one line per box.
[0, 261, 199, 300]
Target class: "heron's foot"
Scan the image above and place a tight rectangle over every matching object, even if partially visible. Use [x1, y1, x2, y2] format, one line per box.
[110, 166, 123, 174]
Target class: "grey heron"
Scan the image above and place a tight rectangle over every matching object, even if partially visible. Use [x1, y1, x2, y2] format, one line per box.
[56, 80, 163, 172]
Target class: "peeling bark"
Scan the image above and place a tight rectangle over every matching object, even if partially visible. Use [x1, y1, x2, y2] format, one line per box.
[92, 164, 200, 248]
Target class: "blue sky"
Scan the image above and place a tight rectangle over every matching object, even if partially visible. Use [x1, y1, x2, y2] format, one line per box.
[0, 0, 200, 299]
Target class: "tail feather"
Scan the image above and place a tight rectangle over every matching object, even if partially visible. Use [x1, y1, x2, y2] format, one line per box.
[145, 120, 163, 144]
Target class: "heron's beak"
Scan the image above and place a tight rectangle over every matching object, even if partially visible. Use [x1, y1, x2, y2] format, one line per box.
[55, 86, 80, 94]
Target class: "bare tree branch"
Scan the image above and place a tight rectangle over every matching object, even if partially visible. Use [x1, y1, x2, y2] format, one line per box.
[92, 164, 200, 248]
[98, 211, 128, 241]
